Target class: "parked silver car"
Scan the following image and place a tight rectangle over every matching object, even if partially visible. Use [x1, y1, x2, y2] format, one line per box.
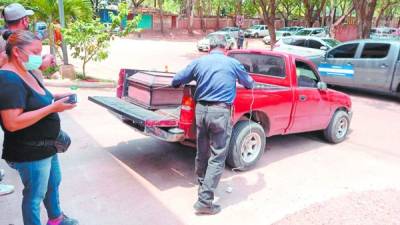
[244, 25, 268, 38]
[273, 36, 340, 57]
[370, 27, 400, 40]
[197, 32, 236, 52]
[262, 26, 304, 44]
[294, 28, 328, 38]
[218, 26, 243, 39]
[311, 39, 400, 97]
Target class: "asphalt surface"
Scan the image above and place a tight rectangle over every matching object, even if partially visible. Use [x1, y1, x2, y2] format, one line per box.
[1, 38, 400, 225]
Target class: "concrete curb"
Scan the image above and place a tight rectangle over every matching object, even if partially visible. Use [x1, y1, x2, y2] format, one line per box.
[44, 79, 116, 88]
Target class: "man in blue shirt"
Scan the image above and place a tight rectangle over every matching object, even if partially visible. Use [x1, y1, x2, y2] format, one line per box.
[172, 36, 254, 215]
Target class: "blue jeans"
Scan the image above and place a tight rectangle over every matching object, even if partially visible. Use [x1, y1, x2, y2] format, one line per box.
[8, 154, 62, 225]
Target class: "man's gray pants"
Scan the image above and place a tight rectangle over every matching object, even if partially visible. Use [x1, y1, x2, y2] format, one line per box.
[195, 103, 233, 207]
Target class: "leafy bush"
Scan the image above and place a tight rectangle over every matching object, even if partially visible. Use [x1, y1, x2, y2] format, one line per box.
[62, 2, 141, 79]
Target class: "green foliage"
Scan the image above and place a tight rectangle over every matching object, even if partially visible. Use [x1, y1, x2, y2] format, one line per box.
[0, 0, 19, 6]
[63, 20, 110, 78]
[23, 0, 92, 23]
[109, 2, 142, 37]
[63, 3, 140, 78]
[43, 64, 60, 79]
[243, 0, 259, 18]
[163, 0, 181, 14]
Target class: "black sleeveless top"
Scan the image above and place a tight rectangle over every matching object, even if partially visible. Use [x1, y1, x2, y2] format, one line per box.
[0, 70, 60, 162]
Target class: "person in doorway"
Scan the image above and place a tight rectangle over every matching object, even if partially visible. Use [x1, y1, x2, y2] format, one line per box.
[0, 30, 77, 225]
[171, 36, 254, 215]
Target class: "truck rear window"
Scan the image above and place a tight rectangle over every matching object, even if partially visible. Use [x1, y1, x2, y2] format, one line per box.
[229, 53, 286, 78]
[361, 43, 390, 58]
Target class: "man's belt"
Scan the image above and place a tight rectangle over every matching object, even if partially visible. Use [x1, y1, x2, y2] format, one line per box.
[198, 101, 231, 109]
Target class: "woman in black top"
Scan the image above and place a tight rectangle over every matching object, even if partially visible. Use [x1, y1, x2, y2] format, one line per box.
[0, 30, 78, 225]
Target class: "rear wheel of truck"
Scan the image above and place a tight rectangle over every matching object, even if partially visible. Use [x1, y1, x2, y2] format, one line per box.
[323, 110, 350, 144]
[226, 121, 266, 171]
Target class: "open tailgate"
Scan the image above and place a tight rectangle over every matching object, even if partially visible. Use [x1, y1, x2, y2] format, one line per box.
[88, 96, 178, 127]
[88, 96, 184, 142]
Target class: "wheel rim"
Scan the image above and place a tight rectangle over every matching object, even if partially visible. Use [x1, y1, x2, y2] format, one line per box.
[240, 132, 262, 163]
[335, 117, 348, 139]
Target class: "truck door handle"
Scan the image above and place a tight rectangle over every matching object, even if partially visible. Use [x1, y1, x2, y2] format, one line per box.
[299, 95, 307, 102]
[380, 63, 388, 69]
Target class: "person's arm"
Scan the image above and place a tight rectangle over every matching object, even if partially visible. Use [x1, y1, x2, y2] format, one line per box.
[171, 61, 196, 88]
[0, 97, 75, 132]
[39, 54, 56, 72]
[234, 61, 254, 89]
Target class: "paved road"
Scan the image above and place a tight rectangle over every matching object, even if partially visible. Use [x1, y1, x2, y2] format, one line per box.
[1, 87, 399, 225]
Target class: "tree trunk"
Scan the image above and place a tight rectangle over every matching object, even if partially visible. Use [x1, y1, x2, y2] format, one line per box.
[284, 17, 289, 27]
[303, 0, 313, 27]
[82, 61, 86, 79]
[354, 0, 377, 39]
[321, 6, 326, 26]
[158, 0, 164, 33]
[216, 4, 220, 30]
[375, 1, 392, 27]
[330, 6, 354, 38]
[233, 0, 242, 27]
[329, 0, 335, 28]
[315, 0, 327, 26]
[199, 0, 206, 32]
[258, 0, 276, 49]
[186, 0, 194, 35]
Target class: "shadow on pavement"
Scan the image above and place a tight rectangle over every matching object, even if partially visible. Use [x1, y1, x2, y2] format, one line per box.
[328, 85, 399, 103]
[0, 113, 186, 225]
[107, 130, 331, 195]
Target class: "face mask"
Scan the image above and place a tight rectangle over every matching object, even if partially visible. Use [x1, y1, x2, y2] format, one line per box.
[23, 55, 42, 71]
[19, 48, 42, 71]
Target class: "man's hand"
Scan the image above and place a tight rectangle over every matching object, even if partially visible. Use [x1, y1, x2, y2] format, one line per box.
[40, 54, 56, 71]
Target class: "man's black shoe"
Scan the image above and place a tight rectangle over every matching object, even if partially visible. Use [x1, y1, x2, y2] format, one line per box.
[193, 202, 222, 215]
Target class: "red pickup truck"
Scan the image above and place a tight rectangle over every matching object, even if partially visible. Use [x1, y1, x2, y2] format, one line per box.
[89, 50, 352, 171]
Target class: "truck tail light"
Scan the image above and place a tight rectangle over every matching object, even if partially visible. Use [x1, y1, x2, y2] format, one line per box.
[179, 89, 195, 126]
[116, 69, 126, 98]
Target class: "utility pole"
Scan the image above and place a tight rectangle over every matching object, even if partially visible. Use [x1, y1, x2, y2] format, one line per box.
[57, 0, 69, 65]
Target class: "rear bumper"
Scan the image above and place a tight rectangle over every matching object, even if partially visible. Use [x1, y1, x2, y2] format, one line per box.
[122, 119, 185, 142]
[89, 96, 184, 142]
[144, 126, 185, 142]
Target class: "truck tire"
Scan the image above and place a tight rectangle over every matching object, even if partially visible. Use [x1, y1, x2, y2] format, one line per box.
[254, 33, 259, 38]
[323, 110, 350, 144]
[226, 121, 266, 171]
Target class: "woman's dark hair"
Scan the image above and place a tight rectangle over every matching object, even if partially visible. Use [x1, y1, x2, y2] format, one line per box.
[5, 30, 39, 57]
[2, 30, 13, 41]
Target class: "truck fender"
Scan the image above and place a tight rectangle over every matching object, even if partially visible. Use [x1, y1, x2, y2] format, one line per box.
[236, 110, 270, 136]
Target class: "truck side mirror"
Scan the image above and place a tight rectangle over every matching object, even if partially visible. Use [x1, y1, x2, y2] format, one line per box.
[320, 46, 328, 51]
[317, 81, 328, 91]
